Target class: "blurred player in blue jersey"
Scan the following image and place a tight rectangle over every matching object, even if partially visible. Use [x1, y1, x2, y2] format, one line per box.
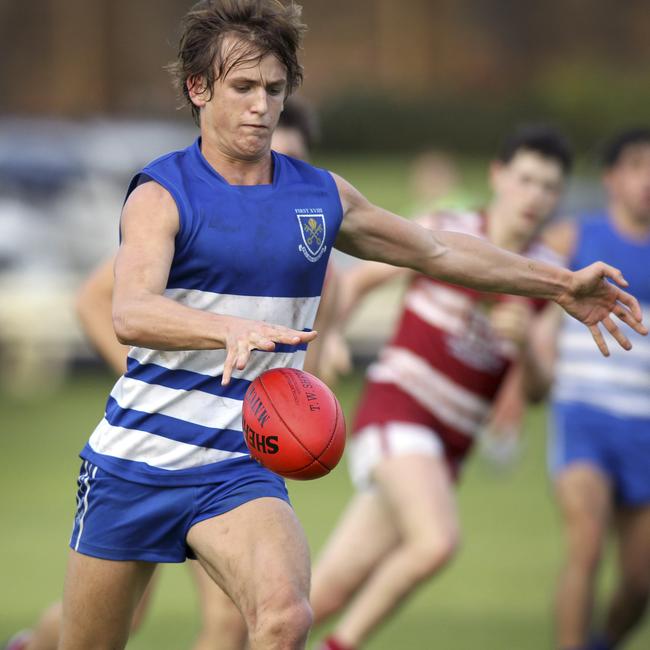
[50, 2, 645, 648]
[543, 128, 650, 650]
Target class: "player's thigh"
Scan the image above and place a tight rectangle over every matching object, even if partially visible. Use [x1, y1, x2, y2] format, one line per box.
[312, 490, 399, 592]
[59, 550, 155, 650]
[130, 566, 159, 632]
[554, 463, 613, 558]
[186, 497, 310, 621]
[374, 453, 459, 552]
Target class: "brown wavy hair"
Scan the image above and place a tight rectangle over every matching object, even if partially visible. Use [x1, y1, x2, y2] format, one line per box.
[168, 0, 306, 124]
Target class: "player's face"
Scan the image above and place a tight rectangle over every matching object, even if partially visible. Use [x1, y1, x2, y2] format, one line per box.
[490, 150, 564, 237]
[272, 126, 309, 161]
[604, 144, 650, 223]
[190, 37, 288, 161]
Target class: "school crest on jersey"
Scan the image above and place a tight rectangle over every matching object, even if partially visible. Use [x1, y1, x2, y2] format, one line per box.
[296, 209, 327, 262]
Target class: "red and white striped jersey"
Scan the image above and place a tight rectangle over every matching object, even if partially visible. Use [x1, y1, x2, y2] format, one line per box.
[353, 210, 562, 452]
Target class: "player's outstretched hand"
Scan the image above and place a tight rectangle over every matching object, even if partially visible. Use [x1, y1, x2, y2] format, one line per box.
[555, 262, 648, 356]
[221, 318, 317, 385]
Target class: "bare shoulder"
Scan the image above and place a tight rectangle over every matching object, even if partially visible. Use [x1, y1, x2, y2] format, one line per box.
[330, 172, 370, 214]
[541, 218, 577, 258]
[121, 180, 179, 237]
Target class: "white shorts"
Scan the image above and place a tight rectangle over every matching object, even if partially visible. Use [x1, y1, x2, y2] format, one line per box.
[347, 422, 444, 490]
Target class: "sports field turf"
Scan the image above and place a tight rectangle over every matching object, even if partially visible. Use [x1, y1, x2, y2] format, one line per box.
[1, 372, 649, 649]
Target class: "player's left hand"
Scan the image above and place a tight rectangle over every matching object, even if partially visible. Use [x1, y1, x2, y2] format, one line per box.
[555, 262, 648, 356]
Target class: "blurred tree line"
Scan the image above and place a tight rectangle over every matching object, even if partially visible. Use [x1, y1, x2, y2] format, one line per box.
[1, 0, 649, 154]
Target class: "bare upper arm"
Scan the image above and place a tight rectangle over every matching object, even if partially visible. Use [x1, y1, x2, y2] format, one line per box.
[113, 181, 179, 303]
[331, 172, 443, 267]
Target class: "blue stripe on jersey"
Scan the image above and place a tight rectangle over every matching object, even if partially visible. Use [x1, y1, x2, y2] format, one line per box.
[105, 397, 248, 453]
[126, 358, 251, 401]
[274, 342, 309, 353]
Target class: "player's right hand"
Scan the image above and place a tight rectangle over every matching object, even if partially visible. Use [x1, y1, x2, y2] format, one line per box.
[221, 318, 318, 385]
[489, 299, 534, 349]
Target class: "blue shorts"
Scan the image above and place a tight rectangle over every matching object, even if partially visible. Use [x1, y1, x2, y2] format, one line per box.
[69, 459, 290, 562]
[549, 402, 650, 506]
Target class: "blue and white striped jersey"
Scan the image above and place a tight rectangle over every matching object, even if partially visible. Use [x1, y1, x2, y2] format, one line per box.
[81, 139, 343, 485]
[553, 215, 650, 419]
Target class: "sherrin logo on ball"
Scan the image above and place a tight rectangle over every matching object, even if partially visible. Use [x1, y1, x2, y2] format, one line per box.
[242, 368, 346, 480]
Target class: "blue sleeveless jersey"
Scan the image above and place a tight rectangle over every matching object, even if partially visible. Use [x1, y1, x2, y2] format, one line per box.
[81, 139, 343, 485]
[553, 214, 650, 418]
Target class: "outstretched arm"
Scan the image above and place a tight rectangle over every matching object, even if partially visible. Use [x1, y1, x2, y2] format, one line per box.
[333, 174, 647, 355]
[113, 181, 316, 384]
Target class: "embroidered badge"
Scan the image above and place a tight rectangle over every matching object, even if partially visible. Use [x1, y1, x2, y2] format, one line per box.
[296, 209, 327, 262]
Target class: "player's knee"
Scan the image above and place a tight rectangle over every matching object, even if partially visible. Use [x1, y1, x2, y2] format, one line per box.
[39, 601, 63, 630]
[408, 530, 460, 580]
[565, 529, 604, 573]
[311, 582, 349, 625]
[249, 593, 312, 647]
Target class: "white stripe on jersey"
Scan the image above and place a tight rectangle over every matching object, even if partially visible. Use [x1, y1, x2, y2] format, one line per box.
[88, 418, 247, 470]
[404, 288, 466, 333]
[553, 386, 650, 419]
[128, 288, 317, 375]
[559, 332, 650, 361]
[166, 288, 320, 327]
[555, 360, 650, 391]
[368, 346, 490, 435]
[110, 377, 244, 431]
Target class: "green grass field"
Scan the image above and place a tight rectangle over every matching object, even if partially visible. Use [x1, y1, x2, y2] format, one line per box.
[1, 372, 649, 649]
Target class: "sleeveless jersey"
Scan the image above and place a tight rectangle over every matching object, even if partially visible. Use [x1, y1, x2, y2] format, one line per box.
[355, 210, 563, 449]
[80, 139, 343, 485]
[553, 215, 650, 418]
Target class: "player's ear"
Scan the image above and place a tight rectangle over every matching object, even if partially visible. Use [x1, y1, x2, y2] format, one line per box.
[187, 75, 209, 108]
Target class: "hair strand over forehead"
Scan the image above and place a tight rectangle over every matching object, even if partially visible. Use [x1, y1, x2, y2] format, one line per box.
[167, 0, 306, 124]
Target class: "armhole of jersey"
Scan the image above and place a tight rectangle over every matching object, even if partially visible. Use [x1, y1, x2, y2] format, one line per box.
[324, 169, 345, 230]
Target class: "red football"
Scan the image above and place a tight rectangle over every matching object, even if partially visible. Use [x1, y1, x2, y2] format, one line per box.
[242, 368, 346, 480]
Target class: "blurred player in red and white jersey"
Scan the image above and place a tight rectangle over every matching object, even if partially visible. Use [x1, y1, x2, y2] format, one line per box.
[312, 125, 573, 650]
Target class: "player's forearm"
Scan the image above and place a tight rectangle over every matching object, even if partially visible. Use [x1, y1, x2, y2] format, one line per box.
[76, 280, 129, 374]
[421, 231, 572, 301]
[113, 293, 230, 350]
[520, 344, 553, 403]
[521, 306, 561, 402]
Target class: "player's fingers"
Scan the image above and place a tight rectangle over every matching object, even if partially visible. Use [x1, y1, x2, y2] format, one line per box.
[614, 301, 649, 335]
[236, 341, 252, 371]
[615, 292, 646, 329]
[598, 262, 628, 287]
[589, 324, 609, 357]
[269, 328, 317, 345]
[300, 329, 318, 342]
[251, 334, 276, 351]
[602, 316, 632, 351]
[222, 349, 236, 386]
